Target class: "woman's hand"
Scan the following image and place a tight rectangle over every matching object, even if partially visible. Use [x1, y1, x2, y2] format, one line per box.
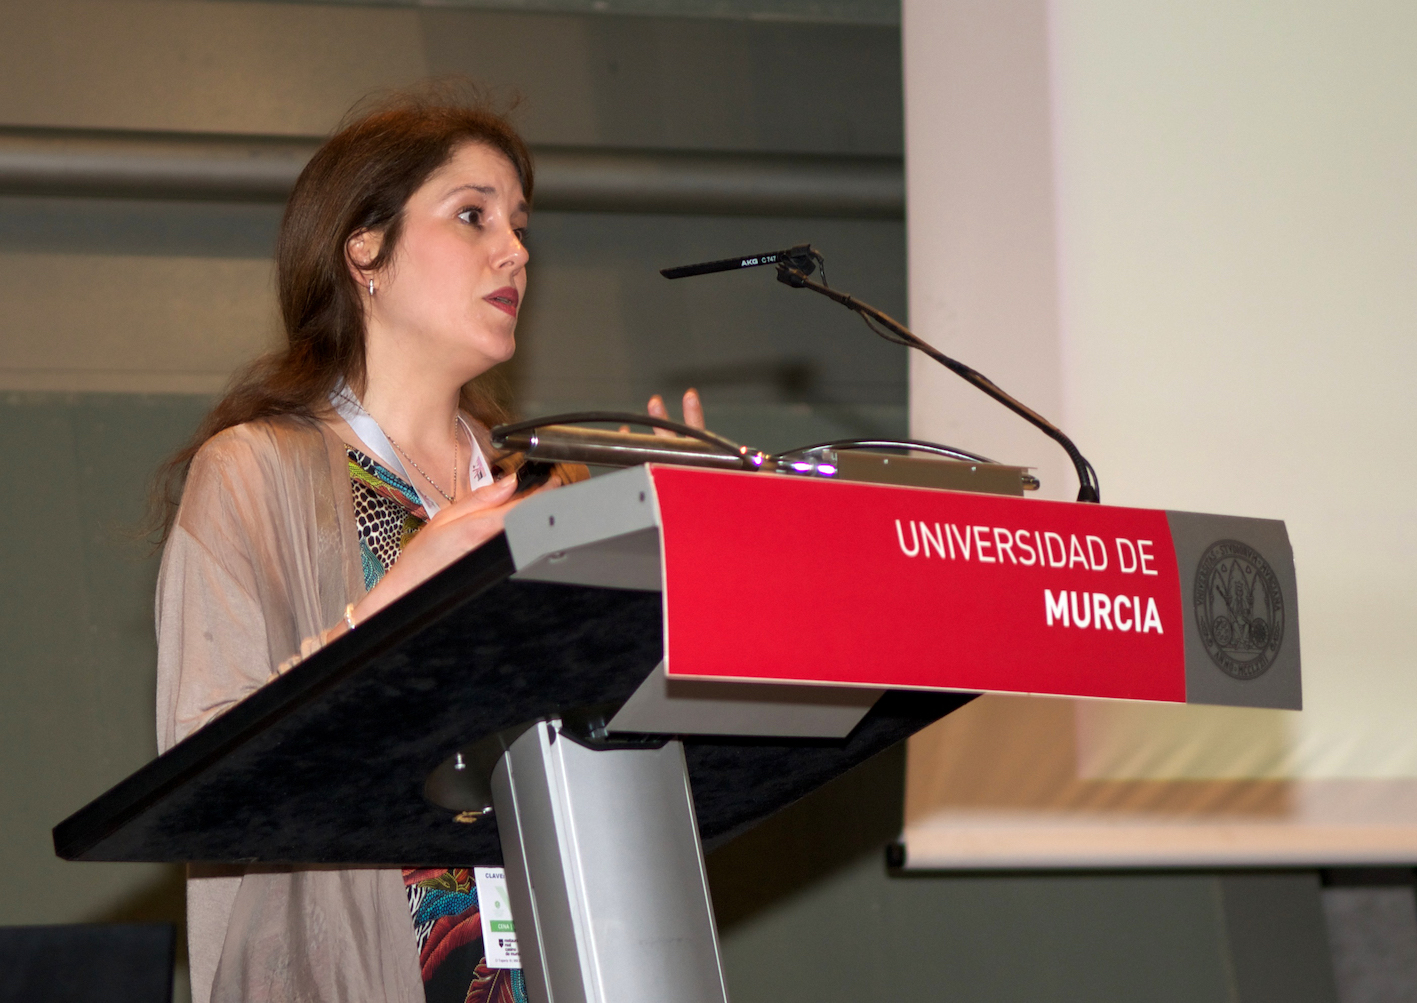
[348, 472, 555, 627]
[646, 388, 705, 435]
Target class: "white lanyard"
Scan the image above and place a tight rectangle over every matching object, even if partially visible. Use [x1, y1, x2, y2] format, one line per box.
[330, 384, 491, 517]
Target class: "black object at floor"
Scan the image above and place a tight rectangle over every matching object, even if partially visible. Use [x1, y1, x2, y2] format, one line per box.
[0, 923, 174, 1003]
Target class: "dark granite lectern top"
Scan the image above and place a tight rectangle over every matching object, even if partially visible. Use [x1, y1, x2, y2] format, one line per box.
[54, 534, 969, 866]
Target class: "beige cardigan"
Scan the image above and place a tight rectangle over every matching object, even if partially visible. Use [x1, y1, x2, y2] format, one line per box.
[156, 415, 427, 1003]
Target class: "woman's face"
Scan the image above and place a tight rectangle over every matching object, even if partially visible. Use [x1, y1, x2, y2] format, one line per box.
[360, 141, 530, 379]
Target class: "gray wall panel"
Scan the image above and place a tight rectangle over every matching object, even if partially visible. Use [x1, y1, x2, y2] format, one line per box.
[709, 748, 1246, 1003]
[0, 196, 284, 259]
[0, 394, 209, 929]
[421, 9, 901, 152]
[302, 0, 900, 24]
[0, 1, 900, 154]
[1221, 873, 1340, 1003]
[0, 0, 429, 134]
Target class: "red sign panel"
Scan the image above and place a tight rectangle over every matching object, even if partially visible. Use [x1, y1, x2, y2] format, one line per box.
[651, 466, 1186, 702]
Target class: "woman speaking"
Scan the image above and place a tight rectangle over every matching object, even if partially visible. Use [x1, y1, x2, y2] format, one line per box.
[152, 89, 700, 1003]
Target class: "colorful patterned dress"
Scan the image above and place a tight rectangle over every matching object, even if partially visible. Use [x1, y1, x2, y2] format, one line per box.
[347, 444, 528, 1003]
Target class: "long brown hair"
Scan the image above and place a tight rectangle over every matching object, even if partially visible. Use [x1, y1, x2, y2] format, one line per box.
[150, 84, 534, 541]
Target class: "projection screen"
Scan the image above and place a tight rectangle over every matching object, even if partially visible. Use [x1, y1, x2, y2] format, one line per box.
[901, 0, 1417, 867]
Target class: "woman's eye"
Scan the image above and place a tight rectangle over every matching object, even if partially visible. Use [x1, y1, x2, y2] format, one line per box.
[514, 228, 529, 243]
[457, 207, 483, 226]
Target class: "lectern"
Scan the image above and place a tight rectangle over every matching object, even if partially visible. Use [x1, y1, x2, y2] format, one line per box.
[54, 463, 1300, 1003]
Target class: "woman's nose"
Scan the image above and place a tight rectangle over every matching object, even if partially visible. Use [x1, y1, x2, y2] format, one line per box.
[497, 228, 529, 270]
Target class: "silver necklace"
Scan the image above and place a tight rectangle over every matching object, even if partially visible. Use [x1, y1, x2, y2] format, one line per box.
[385, 417, 460, 505]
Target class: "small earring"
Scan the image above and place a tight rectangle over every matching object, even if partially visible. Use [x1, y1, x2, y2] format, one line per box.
[368, 279, 375, 296]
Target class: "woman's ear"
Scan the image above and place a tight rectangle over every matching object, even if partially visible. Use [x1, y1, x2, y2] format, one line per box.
[346, 228, 385, 287]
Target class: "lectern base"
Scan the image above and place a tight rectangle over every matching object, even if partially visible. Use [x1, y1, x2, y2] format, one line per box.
[492, 720, 728, 1003]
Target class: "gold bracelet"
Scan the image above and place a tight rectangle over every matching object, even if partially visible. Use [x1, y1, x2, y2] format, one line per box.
[344, 603, 357, 631]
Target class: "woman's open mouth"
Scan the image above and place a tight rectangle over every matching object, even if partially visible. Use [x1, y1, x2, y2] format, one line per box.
[484, 287, 520, 317]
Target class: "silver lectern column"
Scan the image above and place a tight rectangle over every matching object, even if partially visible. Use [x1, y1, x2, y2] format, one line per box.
[491, 718, 729, 1003]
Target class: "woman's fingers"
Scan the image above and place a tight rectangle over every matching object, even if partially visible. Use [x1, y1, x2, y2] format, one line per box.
[646, 390, 706, 436]
[358, 505, 500, 619]
[359, 470, 542, 623]
[682, 387, 704, 430]
[647, 393, 676, 438]
[354, 463, 570, 627]
[472, 471, 520, 505]
[431, 471, 517, 522]
[533, 470, 565, 493]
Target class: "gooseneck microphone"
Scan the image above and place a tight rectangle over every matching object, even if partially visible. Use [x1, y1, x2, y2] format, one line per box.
[659, 244, 819, 280]
[660, 244, 1102, 503]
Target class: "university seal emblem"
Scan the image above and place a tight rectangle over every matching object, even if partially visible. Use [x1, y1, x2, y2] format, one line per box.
[1193, 540, 1285, 680]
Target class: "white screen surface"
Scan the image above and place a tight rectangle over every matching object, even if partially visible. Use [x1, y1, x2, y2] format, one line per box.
[903, 0, 1417, 866]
